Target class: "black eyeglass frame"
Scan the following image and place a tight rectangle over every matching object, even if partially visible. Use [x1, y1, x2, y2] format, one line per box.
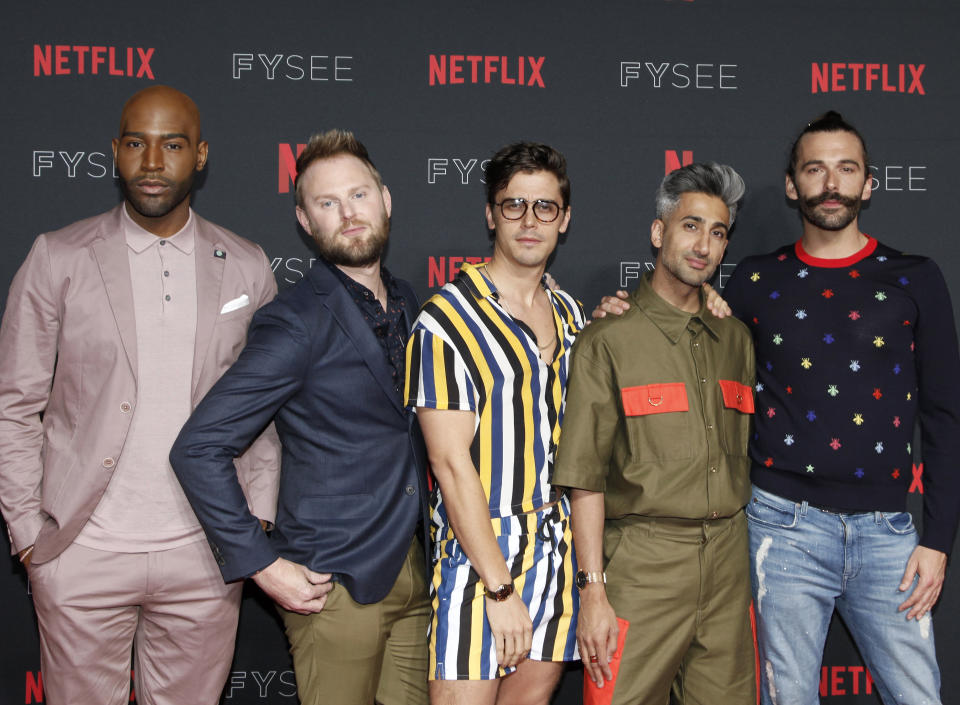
[494, 198, 563, 223]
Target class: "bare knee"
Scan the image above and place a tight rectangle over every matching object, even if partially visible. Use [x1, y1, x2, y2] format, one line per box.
[495, 661, 565, 705]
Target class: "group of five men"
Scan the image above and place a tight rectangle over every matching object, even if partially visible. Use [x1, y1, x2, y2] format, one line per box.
[0, 84, 955, 705]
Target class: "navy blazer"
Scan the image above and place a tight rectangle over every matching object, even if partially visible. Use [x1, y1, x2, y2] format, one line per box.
[170, 262, 429, 604]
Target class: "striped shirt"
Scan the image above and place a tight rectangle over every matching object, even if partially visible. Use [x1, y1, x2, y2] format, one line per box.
[404, 262, 585, 529]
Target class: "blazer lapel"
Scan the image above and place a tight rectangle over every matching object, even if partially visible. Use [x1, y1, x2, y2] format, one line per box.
[318, 269, 406, 415]
[192, 223, 225, 399]
[91, 209, 138, 379]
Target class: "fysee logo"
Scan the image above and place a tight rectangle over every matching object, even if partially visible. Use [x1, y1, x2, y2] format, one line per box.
[811, 63, 925, 94]
[427, 158, 489, 184]
[225, 669, 298, 699]
[233, 54, 353, 81]
[621, 61, 737, 89]
[34, 44, 155, 78]
[429, 55, 545, 86]
[33, 149, 115, 179]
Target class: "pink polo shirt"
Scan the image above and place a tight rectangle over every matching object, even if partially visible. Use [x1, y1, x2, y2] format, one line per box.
[75, 208, 204, 551]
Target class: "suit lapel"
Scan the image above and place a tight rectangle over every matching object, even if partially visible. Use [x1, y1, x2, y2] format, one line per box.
[91, 208, 138, 379]
[317, 268, 406, 415]
[192, 221, 226, 399]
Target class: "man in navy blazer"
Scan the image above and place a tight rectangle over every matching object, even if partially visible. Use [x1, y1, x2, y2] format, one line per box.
[170, 130, 431, 705]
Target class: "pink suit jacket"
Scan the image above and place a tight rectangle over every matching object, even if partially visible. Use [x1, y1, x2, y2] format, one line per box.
[0, 205, 280, 564]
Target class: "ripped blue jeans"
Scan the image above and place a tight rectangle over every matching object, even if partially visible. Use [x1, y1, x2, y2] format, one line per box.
[747, 485, 941, 705]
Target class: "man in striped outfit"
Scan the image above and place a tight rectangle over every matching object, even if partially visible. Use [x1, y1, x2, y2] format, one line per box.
[404, 142, 585, 705]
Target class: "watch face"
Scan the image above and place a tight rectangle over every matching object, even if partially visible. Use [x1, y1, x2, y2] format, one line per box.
[575, 571, 587, 590]
[487, 583, 514, 601]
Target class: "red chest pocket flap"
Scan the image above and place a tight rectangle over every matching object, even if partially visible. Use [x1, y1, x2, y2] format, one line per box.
[718, 380, 755, 414]
[621, 383, 688, 416]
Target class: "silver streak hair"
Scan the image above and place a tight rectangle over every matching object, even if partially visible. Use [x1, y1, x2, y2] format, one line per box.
[655, 162, 746, 226]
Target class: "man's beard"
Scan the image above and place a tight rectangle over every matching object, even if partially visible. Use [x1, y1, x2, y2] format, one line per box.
[798, 190, 862, 231]
[663, 250, 716, 289]
[313, 216, 390, 267]
[119, 173, 194, 219]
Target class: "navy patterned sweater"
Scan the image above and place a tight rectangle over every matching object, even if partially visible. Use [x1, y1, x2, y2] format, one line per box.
[724, 236, 960, 553]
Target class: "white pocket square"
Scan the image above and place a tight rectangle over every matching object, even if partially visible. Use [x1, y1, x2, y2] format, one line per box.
[220, 294, 250, 314]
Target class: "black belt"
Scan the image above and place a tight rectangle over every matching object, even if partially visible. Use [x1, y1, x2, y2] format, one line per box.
[808, 502, 872, 515]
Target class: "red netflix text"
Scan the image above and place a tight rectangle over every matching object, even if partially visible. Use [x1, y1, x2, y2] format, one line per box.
[429, 55, 545, 87]
[820, 665, 874, 696]
[428, 256, 492, 288]
[33, 45, 155, 79]
[811, 63, 924, 94]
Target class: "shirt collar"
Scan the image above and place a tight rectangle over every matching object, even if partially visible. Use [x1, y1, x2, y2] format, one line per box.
[321, 257, 397, 299]
[122, 206, 196, 255]
[629, 271, 719, 343]
[460, 261, 549, 302]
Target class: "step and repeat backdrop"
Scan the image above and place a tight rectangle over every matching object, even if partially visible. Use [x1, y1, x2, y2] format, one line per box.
[1, 1, 958, 703]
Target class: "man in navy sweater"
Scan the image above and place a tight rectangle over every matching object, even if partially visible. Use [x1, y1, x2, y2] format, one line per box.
[722, 111, 959, 705]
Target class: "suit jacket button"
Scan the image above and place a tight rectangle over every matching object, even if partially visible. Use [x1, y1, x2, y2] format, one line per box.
[120, 402, 132, 413]
[404, 485, 416, 496]
[102, 457, 115, 468]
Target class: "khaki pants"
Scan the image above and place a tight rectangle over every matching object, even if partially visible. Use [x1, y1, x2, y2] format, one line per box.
[280, 537, 431, 705]
[602, 511, 756, 705]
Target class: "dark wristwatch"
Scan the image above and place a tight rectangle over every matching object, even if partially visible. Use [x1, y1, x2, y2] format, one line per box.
[575, 570, 606, 591]
[484, 581, 515, 601]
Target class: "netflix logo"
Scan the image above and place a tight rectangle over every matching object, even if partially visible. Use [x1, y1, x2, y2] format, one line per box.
[428, 55, 545, 87]
[665, 150, 694, 175]
[278, 143, 305, 194]
[819, 665, 875, 697]
[428, 256, 492, 288]
[33, 44, 155, 79]
[811, 63, 925, 94]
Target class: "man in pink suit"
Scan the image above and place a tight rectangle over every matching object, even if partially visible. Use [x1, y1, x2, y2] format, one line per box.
[0, 85, 283, 705]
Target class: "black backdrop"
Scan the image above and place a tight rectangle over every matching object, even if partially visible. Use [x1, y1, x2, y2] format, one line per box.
[2, 2, 958, 703]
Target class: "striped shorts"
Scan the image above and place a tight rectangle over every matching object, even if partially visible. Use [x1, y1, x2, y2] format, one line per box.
[430, 495, 580, 680]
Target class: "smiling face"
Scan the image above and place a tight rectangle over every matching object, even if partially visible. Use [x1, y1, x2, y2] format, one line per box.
[485, 169, 571, 272]
[786, 130, 872, 231]
[112, 86, 207, 236]
[295, 153, 392, 268]
[652, 191, 730, 291]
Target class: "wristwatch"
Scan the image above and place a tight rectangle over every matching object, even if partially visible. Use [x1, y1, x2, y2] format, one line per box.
[484, 581, 515, 601]
[575, 570, 606, 591]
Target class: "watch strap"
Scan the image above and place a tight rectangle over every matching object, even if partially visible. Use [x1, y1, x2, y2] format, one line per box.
[483, 581, 515, 601]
